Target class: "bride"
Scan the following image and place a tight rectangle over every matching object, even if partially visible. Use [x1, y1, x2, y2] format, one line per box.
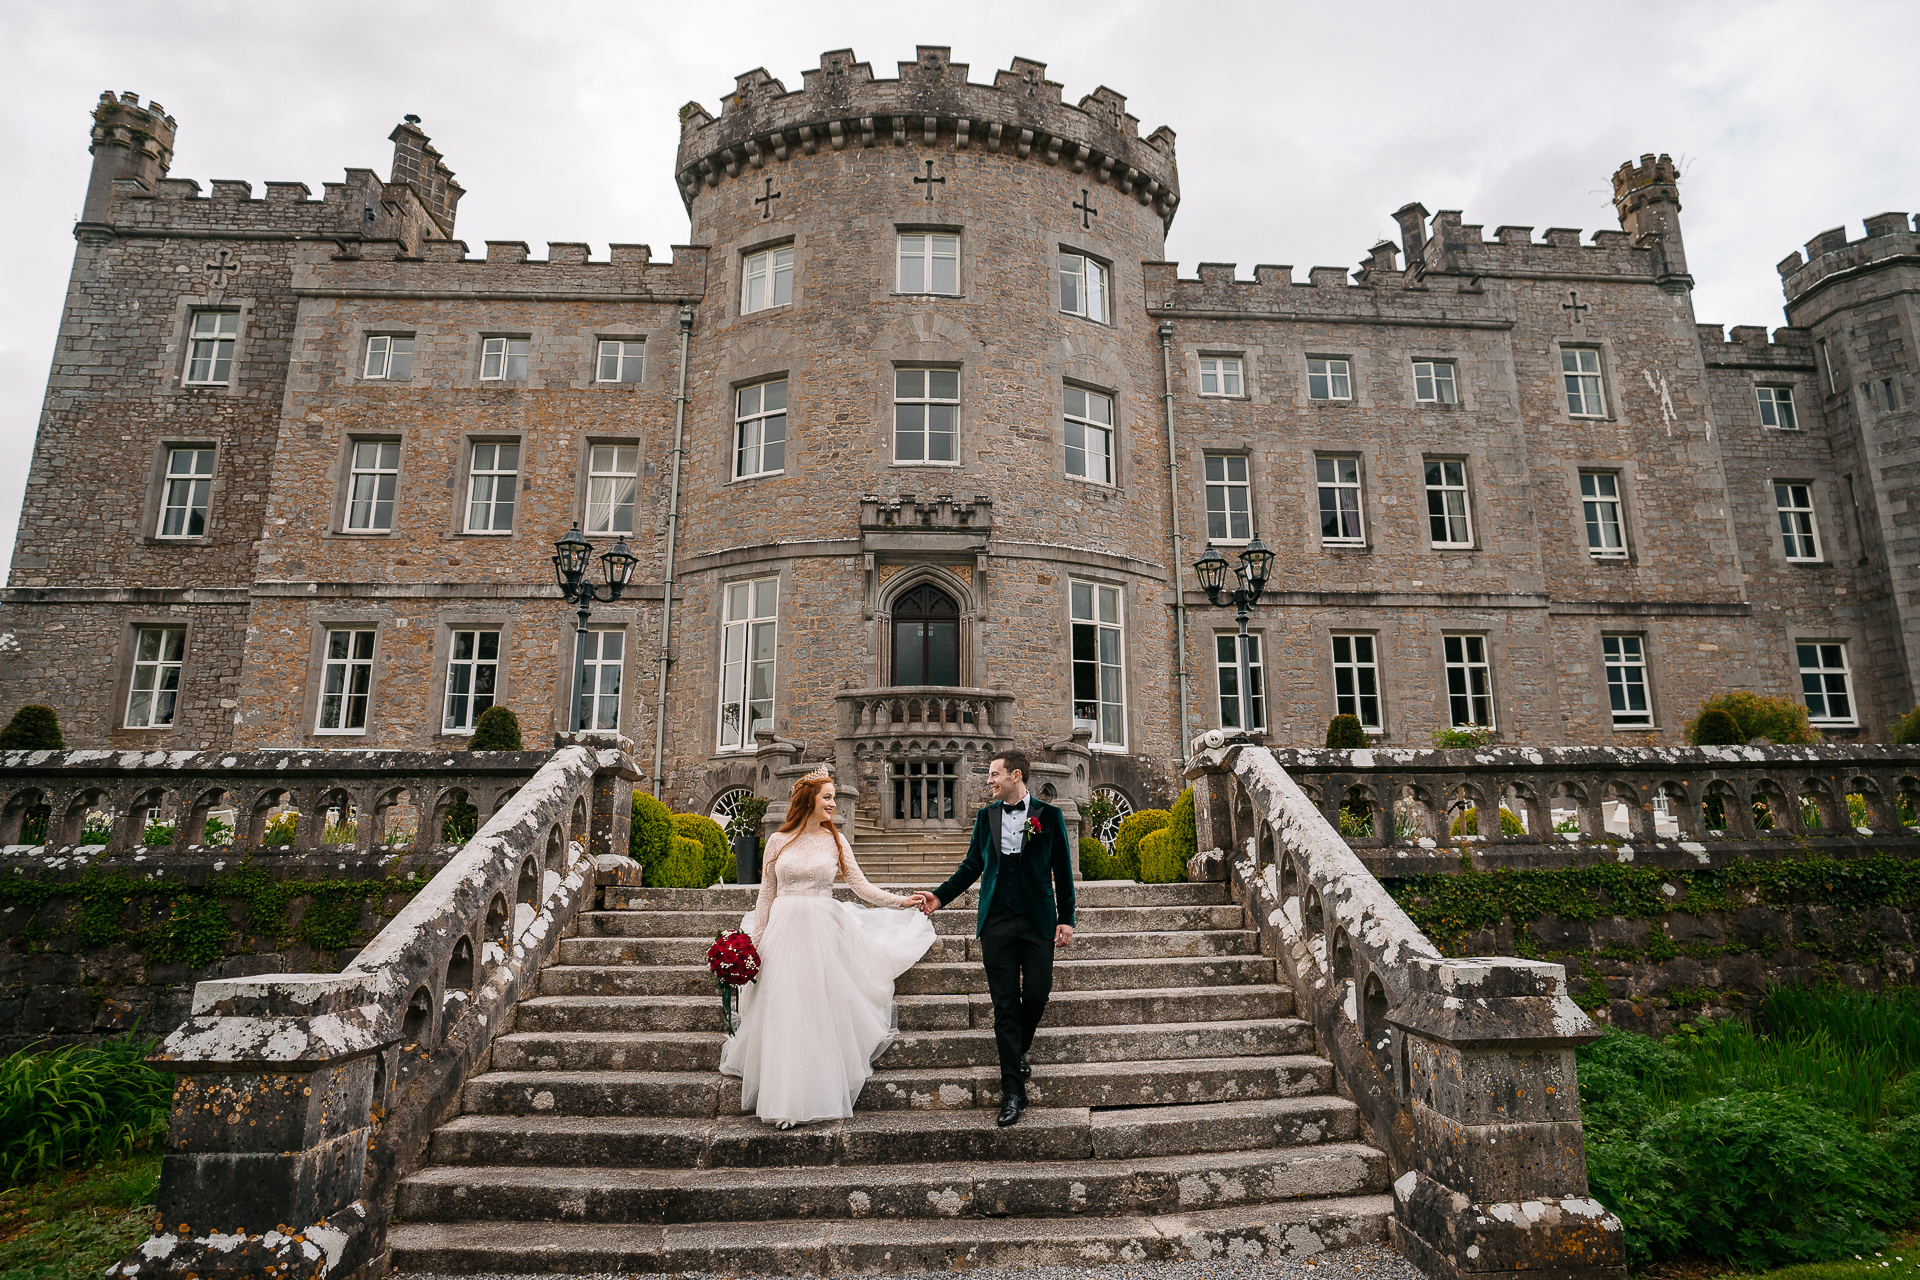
[718, 764, 936, 1128]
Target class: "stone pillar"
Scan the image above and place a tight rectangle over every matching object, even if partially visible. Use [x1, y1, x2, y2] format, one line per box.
[1388, 957, 1626, 1280]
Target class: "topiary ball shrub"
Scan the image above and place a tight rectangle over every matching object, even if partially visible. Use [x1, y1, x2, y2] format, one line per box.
[1137, 827, 1184, 883]
[1112, 809, 1169, 881]
[1685, 691, 1819, 746]
[672, 811, 731, 884]
[1690, 707, 1746, 746]
[1167, 786, 1197, 867]
[1448, 805, 1524, 837]
[650, 834, 710, 887]
[1890, 705, 1920, 745]
[1325, 714, 1367, 749]
[630, 790, 675, 884]
[0, 704, 64, 750]
[468, 705, 524, 750]
[1078, 835, 1112, 880]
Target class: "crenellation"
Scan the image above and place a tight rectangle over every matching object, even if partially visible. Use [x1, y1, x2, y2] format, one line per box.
[1541, 227, 1581, 247]
[262, 181, 312, 202]
[485, 240, 530, 264]
[1494, 226, 1531, 245]
[291, 240, 709, 296]
[1307, 265, 1350, 288]
[208, 179, 253, 200]
[1779, 212, 1920, 303]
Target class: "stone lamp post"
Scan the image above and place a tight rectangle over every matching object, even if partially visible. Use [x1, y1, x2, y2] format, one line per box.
[1194, 537, 1275, 734]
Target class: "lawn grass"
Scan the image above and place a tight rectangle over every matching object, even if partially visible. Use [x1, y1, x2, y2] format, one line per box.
[1647, 1231, 1920, 1280]
[0, 1152, 160, 1279]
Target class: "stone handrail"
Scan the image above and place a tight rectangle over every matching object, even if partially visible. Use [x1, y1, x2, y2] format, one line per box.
[1185, 734, 1626, 1280]
[836, 684, 1016, 737]
[100, 739, 638, 1280]
[1267, 743, 1920, 874]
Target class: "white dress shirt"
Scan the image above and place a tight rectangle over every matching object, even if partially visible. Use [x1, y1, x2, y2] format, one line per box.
[998, 794, 1031, 859]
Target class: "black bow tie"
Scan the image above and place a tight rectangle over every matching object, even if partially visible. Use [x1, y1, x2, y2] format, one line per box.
[1005, 801, 1027, 812]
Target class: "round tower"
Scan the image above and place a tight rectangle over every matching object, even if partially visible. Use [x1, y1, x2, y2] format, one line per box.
[662, 46, 1183, 835]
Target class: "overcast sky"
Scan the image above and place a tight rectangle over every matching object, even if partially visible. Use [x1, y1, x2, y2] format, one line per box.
[2, 0, 1915, 575]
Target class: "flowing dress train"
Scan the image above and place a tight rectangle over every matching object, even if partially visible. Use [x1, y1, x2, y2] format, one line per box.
[717, 826, 937, 1125]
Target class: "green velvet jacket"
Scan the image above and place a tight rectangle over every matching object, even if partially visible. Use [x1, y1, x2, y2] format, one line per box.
[933, 796, 1077, 938]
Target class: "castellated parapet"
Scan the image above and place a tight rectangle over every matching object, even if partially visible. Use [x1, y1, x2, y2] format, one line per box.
[675, 46, 1180, 225]
[1777, 211, 1919, 304]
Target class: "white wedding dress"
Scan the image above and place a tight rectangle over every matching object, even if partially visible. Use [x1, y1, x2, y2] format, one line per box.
[718, 826, 937, 1125]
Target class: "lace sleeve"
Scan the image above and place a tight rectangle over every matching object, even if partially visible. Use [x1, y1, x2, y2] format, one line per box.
[748, 834, 783, 939]
[836, 832, 910, 909]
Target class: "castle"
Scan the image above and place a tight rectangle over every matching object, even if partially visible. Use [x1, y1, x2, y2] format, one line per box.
[3, 48, 1916, 836]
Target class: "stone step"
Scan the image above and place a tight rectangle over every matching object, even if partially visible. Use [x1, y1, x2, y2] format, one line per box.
[512, 984, 1294, 1034]
[581, 903, 1247, 938]
[398, 1140, 1388, 1224]
[555, 929, 1258, 968]
[605, 882, 1230, 912]
[538, 955, 1277, 998]
[427, 1095, 1364, 1169]
[492, 1018, 1315, 1073]
[388, 1194, 1392, 1273]
[462, 1055, 1330, 1117]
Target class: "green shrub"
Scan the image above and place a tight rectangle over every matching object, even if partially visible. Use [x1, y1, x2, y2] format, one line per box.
[1325, 714, 1367, 748]
[1137, 827, 1184, 883]
[1081, 792, 1119, 844]
[672, 812, 731, 884]
[722, 796, 769, 842]
[1078, 835, 1112, 879]
[1448, 805, 1523, 837]
[1112, 809, 1169, 881]
[630, 791, 675, 884]
[1685, 690, 1820, 746]
[645, 834, 711, 888]
[1431, 725, 1491, 749]
[1, 1035, 174, 1185]
[441, 797, 479, 843]
[0, 705, 64, 751]
[1167, 787, 1196, 866]
[1891, 705, 1920, 745]
[263, 811, 298, 846]
[468, 705, 524, 750]
[1690, 707, 1747, 746]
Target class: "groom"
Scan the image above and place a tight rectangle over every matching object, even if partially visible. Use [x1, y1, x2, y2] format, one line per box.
[910, 750, 1075, 1127]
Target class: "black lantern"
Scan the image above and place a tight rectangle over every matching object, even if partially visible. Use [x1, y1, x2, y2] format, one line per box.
[553, 523, 634, 633]
[1194, 543, 1229, 597]
[1239, 536, 1275, 593]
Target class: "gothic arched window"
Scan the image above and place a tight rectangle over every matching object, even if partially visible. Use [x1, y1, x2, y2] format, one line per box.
[891, 583, 960, 687]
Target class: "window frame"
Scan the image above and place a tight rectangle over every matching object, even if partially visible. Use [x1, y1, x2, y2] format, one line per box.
[1774, 480, 1822, 562]
[1561, 346, 1606, 417]
[1069, 579, 1128, 751]
[1316, 455, 1366, 547]
[343, 438, 402, 535]
[1580, 470, 1628, 559]
[479, 336, 530, 382]
[1424, 458, 1475, 548]
[892, 367, 961, 467]
[741, 245, 794, 315]
[157, 446, 216, 539]
[1306, 357, 1352, 402]
[584, 443, 639, 535]
[1058, 250, 1110, 324]
[572, 628, 626, 732]
[442, 628, 502, 734]
[1198, 356, 1244, 398]
[183, 310, 240, 386]
[464, 440, 522, 534]
[1442, 632, 1494, 730]
[1203, 453, 1253, 543]
[363, 333, 415, 381]
[596, 338, 645, 384]
[1214, 631, 1266, 731]
[124, 625, 187, 730]
[1330, 632, 1382, 732]
[1797, 641, 1857, 727]
[717, 576, 780, 752]
[1602, 633, 1653, 728]
[1412, 360, 1458, 405]
[1755, 385, 1798, 430]
[733, 379, 789, 481]
[896, 232, 960, 296]
[315, 628, 378, 735]
[1063, 385, 1115, 486]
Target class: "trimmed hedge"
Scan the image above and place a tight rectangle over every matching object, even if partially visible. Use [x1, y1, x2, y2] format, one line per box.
[672, 812, 732, 885]
[1684, 690, 1819, 746]
[468, 705, 523, 750]
[1137, 828, 1183, 883]
[0, 705, 63, 751]
[1691, 708, 1746, 746]
[1449, 805, 1525, 837]
[1168, 787, 1197, 868]
[1325, 714, 1367, 748]
[1113, 809, 1169, 882]
[1079, 835, 1113, 880]
[630, 791, 676, 884]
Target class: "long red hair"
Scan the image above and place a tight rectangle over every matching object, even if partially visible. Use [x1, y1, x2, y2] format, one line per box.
[768, 772, 846, 875]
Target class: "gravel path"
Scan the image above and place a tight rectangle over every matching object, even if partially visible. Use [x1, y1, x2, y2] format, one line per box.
[399, 1238, 1428, 1280]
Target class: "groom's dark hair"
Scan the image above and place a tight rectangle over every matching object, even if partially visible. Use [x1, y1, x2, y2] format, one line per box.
[993, 750, 1031, 786]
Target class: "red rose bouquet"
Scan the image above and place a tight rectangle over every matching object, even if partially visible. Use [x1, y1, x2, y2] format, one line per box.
[707, 929, 761, 1032]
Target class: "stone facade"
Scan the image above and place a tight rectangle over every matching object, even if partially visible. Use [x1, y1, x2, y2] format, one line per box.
[3, 59, 1917, 830]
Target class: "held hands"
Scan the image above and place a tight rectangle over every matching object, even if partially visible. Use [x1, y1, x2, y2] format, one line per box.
[908, 891, 939, 915]
[1054, 924, 1074, 948]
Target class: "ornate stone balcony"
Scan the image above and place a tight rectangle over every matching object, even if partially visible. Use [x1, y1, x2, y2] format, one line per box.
[858, 492, 992, 531]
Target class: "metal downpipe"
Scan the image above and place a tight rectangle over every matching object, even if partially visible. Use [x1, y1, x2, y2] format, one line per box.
[651, 304, 694, 798]
[1159, 322, 1193, 759]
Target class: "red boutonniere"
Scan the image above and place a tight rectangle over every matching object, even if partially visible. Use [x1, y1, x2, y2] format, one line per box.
[1026, 814, 1043, 838]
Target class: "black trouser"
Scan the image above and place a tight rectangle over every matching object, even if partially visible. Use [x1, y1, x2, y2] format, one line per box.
[979, 899, 1054, 1098]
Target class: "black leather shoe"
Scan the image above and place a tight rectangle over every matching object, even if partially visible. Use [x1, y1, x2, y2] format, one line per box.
[996, 1094, 1026, 1127]
[1018, 1054, 1032, 1080]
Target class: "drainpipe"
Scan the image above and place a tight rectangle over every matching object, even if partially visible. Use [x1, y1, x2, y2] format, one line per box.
[651, 304, 694, 798]
[1158, 322, 1193, 760]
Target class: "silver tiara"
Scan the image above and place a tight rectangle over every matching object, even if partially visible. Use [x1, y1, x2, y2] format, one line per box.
[799, 763, 832, 783]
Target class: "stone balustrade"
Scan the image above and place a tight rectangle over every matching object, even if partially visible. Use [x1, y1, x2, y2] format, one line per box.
[1185, 734, 1626, 1280]
[67, 737, 642, 1280]
[837, 683, 1015, 738]
[1267, 743, 1920, 875]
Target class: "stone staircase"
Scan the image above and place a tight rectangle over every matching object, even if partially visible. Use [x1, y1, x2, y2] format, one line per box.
[847, 813, 971, 884]
[388, 880, 1394, 1274]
